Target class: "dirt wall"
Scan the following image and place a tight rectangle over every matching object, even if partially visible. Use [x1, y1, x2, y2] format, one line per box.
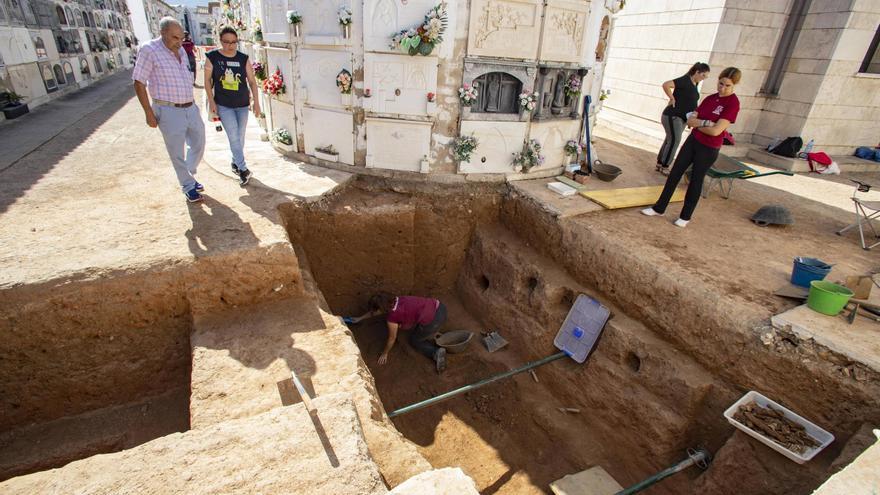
[282, 180, 502, 314]
[0, 243, 303, 432]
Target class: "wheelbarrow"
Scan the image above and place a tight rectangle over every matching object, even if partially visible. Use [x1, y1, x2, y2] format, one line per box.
[686, 154, 793, 199]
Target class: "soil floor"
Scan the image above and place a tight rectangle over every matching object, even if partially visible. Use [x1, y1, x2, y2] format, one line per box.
[351, 293, 617, 495]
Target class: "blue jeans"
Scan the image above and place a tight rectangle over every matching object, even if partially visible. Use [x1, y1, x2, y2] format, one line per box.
[153, 103, 205, 193]
[217, 105, 249, 171]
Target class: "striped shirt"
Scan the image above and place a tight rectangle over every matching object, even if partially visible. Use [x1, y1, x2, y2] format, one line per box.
[132, 38, 193, 104]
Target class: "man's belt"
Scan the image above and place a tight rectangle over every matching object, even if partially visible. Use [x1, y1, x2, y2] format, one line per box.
[154, 99, 193, 108]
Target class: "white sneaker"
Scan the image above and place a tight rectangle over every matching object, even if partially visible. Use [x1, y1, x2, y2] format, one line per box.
[641, 207, 661, 216]
[674, 218, 689, 228]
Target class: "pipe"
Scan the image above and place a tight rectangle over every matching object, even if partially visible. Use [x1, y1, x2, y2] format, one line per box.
[614, 448, 711, 495]
[388, 351, 567, 418]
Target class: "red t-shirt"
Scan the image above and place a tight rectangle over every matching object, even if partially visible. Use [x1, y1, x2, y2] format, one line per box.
[387, 296, 439, 330]
[182, 40, 196, 57]
[693, 92, 739, 149]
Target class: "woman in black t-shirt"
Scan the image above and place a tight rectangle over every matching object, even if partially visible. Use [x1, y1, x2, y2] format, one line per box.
[656, 62, 710, 174]
[204, 27, 261, 186]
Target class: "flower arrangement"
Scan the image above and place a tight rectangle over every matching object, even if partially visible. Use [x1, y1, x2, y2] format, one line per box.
[512, 139, 544, 172]
[273, 128, 293, 145]
[252, 19, 262, 40]
[564, 74, 581, 99]
[252, 61, 266, 81]
[518, 90, 538, 112]
[262, 68, 285, 97]
[458, 83, 478, 106]
[337, 6, 352, 26]
[564, 139, 585, 157]
[427, 92, 436, 102]
[390, 2, 448, 56]
[452, 135, 478, 163]
[336, 69, 352, 94]
[286, 9, 302, 24]
[599, 89, 609, 101]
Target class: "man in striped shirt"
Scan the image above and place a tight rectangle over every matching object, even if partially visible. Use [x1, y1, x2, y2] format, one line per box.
[133, 17, 207, 203]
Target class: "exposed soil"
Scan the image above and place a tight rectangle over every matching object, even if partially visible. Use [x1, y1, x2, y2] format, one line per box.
[350, 294, 608, 494]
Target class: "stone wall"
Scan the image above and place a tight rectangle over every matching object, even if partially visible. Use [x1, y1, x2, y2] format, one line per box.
[798, 1, 880, 154]
[598, 0, 880, 154]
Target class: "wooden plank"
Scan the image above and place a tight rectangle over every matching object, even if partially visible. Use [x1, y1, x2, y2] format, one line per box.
[579, 186, 685, 210]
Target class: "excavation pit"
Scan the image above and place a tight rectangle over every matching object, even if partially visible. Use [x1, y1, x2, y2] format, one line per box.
[283, 179, 879, 494]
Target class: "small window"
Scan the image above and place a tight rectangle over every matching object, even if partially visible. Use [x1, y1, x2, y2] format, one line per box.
[33, 35, 47, 58]
[471, 72, 523, 114]
[81, 10, 87, 26]
[859, 24, 880, 74]
[53, 64, 65, 85]
[55, 4, 65, 24]
[79, 56, 90, 76]
[94, 55, 102, 72]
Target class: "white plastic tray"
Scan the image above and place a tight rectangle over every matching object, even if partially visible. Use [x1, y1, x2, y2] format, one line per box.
[723, 391, 834, 464]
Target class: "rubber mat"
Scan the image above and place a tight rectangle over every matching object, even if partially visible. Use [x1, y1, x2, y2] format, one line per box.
[580, 185, 685, 209]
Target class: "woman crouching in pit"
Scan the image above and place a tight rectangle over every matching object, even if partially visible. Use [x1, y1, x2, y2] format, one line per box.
[346, 293, 448, 373]
[642, 67, 742, 227]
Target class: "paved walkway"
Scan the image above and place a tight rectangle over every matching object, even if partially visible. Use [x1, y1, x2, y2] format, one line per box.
[0, 71, 351, 288]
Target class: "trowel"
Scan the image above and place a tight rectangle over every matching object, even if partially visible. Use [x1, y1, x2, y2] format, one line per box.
[482, 330, 509, 353]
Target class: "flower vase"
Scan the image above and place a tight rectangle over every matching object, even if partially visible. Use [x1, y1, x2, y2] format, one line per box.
[513, 163, 523, 173]
[340, 93, 352, 107]
[461, 105, 472, 119]
[254, 32, 263, 42]
[292, 23, 301, 38]
[342, 24, 351, 39]
[426, 101, 437, 116]
[274, 141, 296, 153]
[420, 156, 430, 173]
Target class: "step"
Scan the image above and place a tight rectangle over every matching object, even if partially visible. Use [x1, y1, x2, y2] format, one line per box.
[746, 148, 880, 173]
[550, 466, 624, 495]
[0, 393, 388, 494]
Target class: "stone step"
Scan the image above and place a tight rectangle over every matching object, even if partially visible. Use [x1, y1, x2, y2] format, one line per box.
[746, 148, 880, 173]
[550, 466, 624, 495]
[0, 394, 389, 494]
[189, 294, 431, 486]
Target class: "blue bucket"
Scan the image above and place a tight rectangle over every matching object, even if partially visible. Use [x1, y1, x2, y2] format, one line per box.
[791, 257, 832, 288]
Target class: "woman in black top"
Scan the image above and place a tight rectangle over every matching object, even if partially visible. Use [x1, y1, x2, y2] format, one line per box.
[656, 62, 710, 174]
[204, 27, 261, 186]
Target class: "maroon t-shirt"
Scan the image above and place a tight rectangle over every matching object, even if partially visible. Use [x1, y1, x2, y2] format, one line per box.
[182, 40, 196, 57]
[387, 296, 439, 330]
[693, 92, 739, 149]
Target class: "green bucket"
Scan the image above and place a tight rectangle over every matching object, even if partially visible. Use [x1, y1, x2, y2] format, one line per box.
[806, 280, 854, 315]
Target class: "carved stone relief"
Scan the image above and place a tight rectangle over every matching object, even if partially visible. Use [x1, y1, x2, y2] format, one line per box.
[299, 48, 352, 109]
[458, 121, 528, 174]
[364, 0, 436, 53]
[302, 107, 354, 164]
[365, 118, 432, 172]
[532, 65, 588, 121]
[292, 0, 352, 43]
[364, 52, 437, 116]
[466, 0, 542, 60]
[539, 0, 589, 63]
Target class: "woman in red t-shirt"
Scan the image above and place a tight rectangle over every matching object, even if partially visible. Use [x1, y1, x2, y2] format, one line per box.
[344, 292, 448, 373]
[642, 67, 742, 227]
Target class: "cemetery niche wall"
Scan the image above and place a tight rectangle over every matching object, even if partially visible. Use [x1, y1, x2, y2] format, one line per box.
[243, 0, 603, 177]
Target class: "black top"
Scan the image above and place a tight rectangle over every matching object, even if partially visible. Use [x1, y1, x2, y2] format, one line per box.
[207, 49, 250, 108]
[662, 74, 699, 119]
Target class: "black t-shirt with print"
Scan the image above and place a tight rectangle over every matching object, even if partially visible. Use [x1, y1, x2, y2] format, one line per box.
[207, 50, 250, 108]
[662, 74, 699, 119]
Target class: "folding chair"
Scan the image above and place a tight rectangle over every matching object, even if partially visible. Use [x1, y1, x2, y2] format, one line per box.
[836, 180, 880, 250]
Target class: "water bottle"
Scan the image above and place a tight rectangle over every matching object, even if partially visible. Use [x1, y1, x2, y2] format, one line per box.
[803, 139, 814, 155]
[210, 111, 222, 132]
